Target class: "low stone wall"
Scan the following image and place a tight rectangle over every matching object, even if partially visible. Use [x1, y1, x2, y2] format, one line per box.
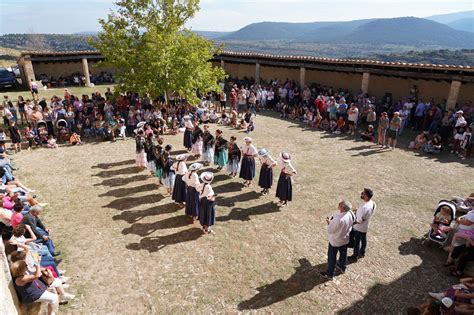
[0, 240, 20, 315]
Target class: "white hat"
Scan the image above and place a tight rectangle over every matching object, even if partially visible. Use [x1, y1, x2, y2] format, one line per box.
[176, 154, 187, 161]
[456, 110, 464, 115]
[243, 137, 252, 143]
[200, 172, 214, 184]
[258, 148, 269, 156]
[188, 163, 203, 171]
[441, 297, 453, 308]
[280, 152, 291, 162]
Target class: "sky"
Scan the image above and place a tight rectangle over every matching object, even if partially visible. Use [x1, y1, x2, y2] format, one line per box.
[0, 0, 472, 34]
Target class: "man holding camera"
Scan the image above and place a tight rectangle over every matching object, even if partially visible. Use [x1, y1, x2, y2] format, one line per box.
[320, 200, 355, 280]
[349, 188, 376, 262]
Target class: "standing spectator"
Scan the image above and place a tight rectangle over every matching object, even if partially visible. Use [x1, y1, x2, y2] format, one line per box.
[349, 188, 376, 262]
[387, 112, 402, 149]
[30, 78, 39, 101]
[377, 112, 389, 147]
[320, 200, 355, 280]
[8, 121, 22, 153]
[347, 103, 359, 135]
[414, 100, 426, 131]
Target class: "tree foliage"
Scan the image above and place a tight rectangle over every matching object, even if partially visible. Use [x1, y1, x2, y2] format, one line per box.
[91, 0, 226, 103]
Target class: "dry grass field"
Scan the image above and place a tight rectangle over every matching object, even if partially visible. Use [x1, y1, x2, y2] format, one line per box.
[11, 111, 473, 314]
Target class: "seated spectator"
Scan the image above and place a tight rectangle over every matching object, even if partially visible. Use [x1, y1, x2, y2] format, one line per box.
[333, 116, 345, 134]
[422, 134, 442, 154]
[319, 118, 330, 131]
[209, 110, 218, 123]
[408, 132, 428, 150]
[360, 125, 375, 142]
[428, 278, 474, 313]
[329, 119, 338, 133]
[22, 205, 60, 257]
[430, 206, 451, 239]
[69, 133, 82, 146]
[449, 239, 474, 277]
[239, 119, 248, 130]
[47, 136, 58, 149]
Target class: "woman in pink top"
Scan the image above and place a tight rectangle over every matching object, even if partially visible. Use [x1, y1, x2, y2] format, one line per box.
[2, 194, 15, 210]
[11, 202, 24, 228]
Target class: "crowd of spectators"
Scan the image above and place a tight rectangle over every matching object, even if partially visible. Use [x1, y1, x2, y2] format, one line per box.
[0, 152, 74, 314]
[38, 71, 114, 88]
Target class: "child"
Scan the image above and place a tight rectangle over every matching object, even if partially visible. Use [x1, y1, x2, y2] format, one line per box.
[312, 111, 322, 129]
[334, 116, 345, 134]
[38, 126, 48, 145]
[47, 135, 58, 149]
[209, 110, 218, 123]
[24, 125, 37, 150]
[169, 119, 179, 135]
[319, 117, 330, 131]
[161, 146, 175, 195]
[135, 130, 146, 169]
[459, 126, 472, 160]
[329, 119, 338, 133]
[69, 133, 82, 146]
[360, 125, 375, 142]
[246, 119, 255, 134]
[240, 119, 248, 130]
[430, 206, 452, 239]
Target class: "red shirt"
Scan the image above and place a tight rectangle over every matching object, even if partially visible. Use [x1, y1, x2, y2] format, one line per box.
[314, 98, 325, 113]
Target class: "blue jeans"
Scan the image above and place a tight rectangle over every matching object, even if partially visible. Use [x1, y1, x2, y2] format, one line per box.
[34, 227, 56, 255]
[353, 230, 367, 258]
[249, 104, 257, 116]
[40, 255, 61, 276]
[326, 243, 347, 277]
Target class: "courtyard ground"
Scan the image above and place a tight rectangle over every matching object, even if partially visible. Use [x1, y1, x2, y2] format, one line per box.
[12, 111, 473, 314]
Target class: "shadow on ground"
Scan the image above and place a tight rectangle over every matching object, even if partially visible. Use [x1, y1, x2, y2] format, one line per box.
[103, 194, 165, 210]
[126, 227, 203, 252]
[98, 183, 158, 197]
[112, 203, 182, 224]
[238, 258, 329, 310]
[93, 166, 140, 178]
[92, 159, 135, 169]
[93, 174, 150, 187]
[337, 237, 454, 314]
[217, 202, 280, 222]
[122, 215, 192, 236]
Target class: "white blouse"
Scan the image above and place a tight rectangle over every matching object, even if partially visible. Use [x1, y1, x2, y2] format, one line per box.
[241, 144, 258, 156]
[184, 120, 193, 129]
[281, 162, 297, 175]
[259, 155, 276, 166]
[172, 161, 188, 175]
[196, 183, 215, 199]
[183, 172, 200, 188]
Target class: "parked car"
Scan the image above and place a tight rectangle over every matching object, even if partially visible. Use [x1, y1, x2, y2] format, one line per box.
[0, 68, 18, 90]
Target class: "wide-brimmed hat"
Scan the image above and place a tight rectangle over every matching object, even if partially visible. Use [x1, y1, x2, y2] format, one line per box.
[176, 154, 187, 161]
[200, 172, 214, 184]
[280, 152, 291, 162]
[243, 136, 252, 142]
[456, 110, 463, 115]
[441, 297, 453, 308]
[258, 148, 269, 156]
[188, 163, 203, 171]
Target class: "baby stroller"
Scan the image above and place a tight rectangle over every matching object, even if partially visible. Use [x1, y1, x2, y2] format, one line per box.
[37, 121, 49, 145]
[56, 119, 69, 142]
[426, 200, 457, 247]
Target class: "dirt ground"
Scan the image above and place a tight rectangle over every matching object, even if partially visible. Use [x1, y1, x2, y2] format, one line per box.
[12, 111, 473, 314]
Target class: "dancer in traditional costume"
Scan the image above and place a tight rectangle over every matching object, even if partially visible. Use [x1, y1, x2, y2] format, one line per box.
[183, 115, 193, 151]
[161, 146, 175, 195]
[171, 154, 188, 205]
[276, 152, 297, 207]
[153, 139, 165, 185]
[191, 121, 203, 158]
[239, 137, 258, 187]
[135, 130, 147, 169]
[257, 148, 277, 195]
[227, 136, 241, 177]
[202, 125, 215, 166]
[197, 172, 216, 234]
[144, 134, 156, 175]
[214, 129, 228, 171]
[183, 163, 203, 222]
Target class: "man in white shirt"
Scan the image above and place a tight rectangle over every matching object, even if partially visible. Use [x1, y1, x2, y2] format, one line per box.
[349, 188, 376, 262]
[321, 200, 355, 279]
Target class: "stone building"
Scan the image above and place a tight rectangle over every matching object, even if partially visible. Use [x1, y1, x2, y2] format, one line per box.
[17, 50, 474, 109]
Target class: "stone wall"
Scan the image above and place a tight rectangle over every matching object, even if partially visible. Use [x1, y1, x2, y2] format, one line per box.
[260, 65, 300, 83]
[32, 60, 116, 78]
[306, 70, 363, 93]
[0, 241, 20, 315]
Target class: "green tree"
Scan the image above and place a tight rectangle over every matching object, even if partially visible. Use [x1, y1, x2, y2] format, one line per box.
[91, 0, 226, 103]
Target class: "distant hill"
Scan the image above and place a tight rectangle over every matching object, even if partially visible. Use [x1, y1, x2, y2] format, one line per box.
[447, 18, 474, 33]
[220, 17, 474, 48]
[0, 33, 94, 51]
[426, 10, 474, 24]
[194, 31, 231, 39]
[371, 49, 474, 66]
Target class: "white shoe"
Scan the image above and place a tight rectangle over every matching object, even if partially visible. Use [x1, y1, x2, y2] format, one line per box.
[38, 203, 48, 208]
[60, 293, 75, 302]
[60, 276, 70, 283]
[429, 292, 444, 301]
[59, 269, 66, 275]
[62, 283, 70, 289]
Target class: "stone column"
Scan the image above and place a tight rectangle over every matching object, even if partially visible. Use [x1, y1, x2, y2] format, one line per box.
[82, 58, 91, 87]
[22, 57, 36, 88]
[446, 80, 462, 110]
[361, 72, 370, 94]
[255, 62, 260, 85]
[300, 66, 306, 90]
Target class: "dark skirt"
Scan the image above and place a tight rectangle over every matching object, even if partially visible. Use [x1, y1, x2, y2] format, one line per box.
[172, 174, 187, 203]
[185, 186, 200, 217]
[239, 156, 255, 180]
[183, 129, 193, 149]
[258, 164, 273, 189]
[276, 172, 292, 202]
[199, 197, 215, 227]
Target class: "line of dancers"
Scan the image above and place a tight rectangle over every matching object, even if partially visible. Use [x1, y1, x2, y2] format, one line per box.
[135, 115, 297, 233]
